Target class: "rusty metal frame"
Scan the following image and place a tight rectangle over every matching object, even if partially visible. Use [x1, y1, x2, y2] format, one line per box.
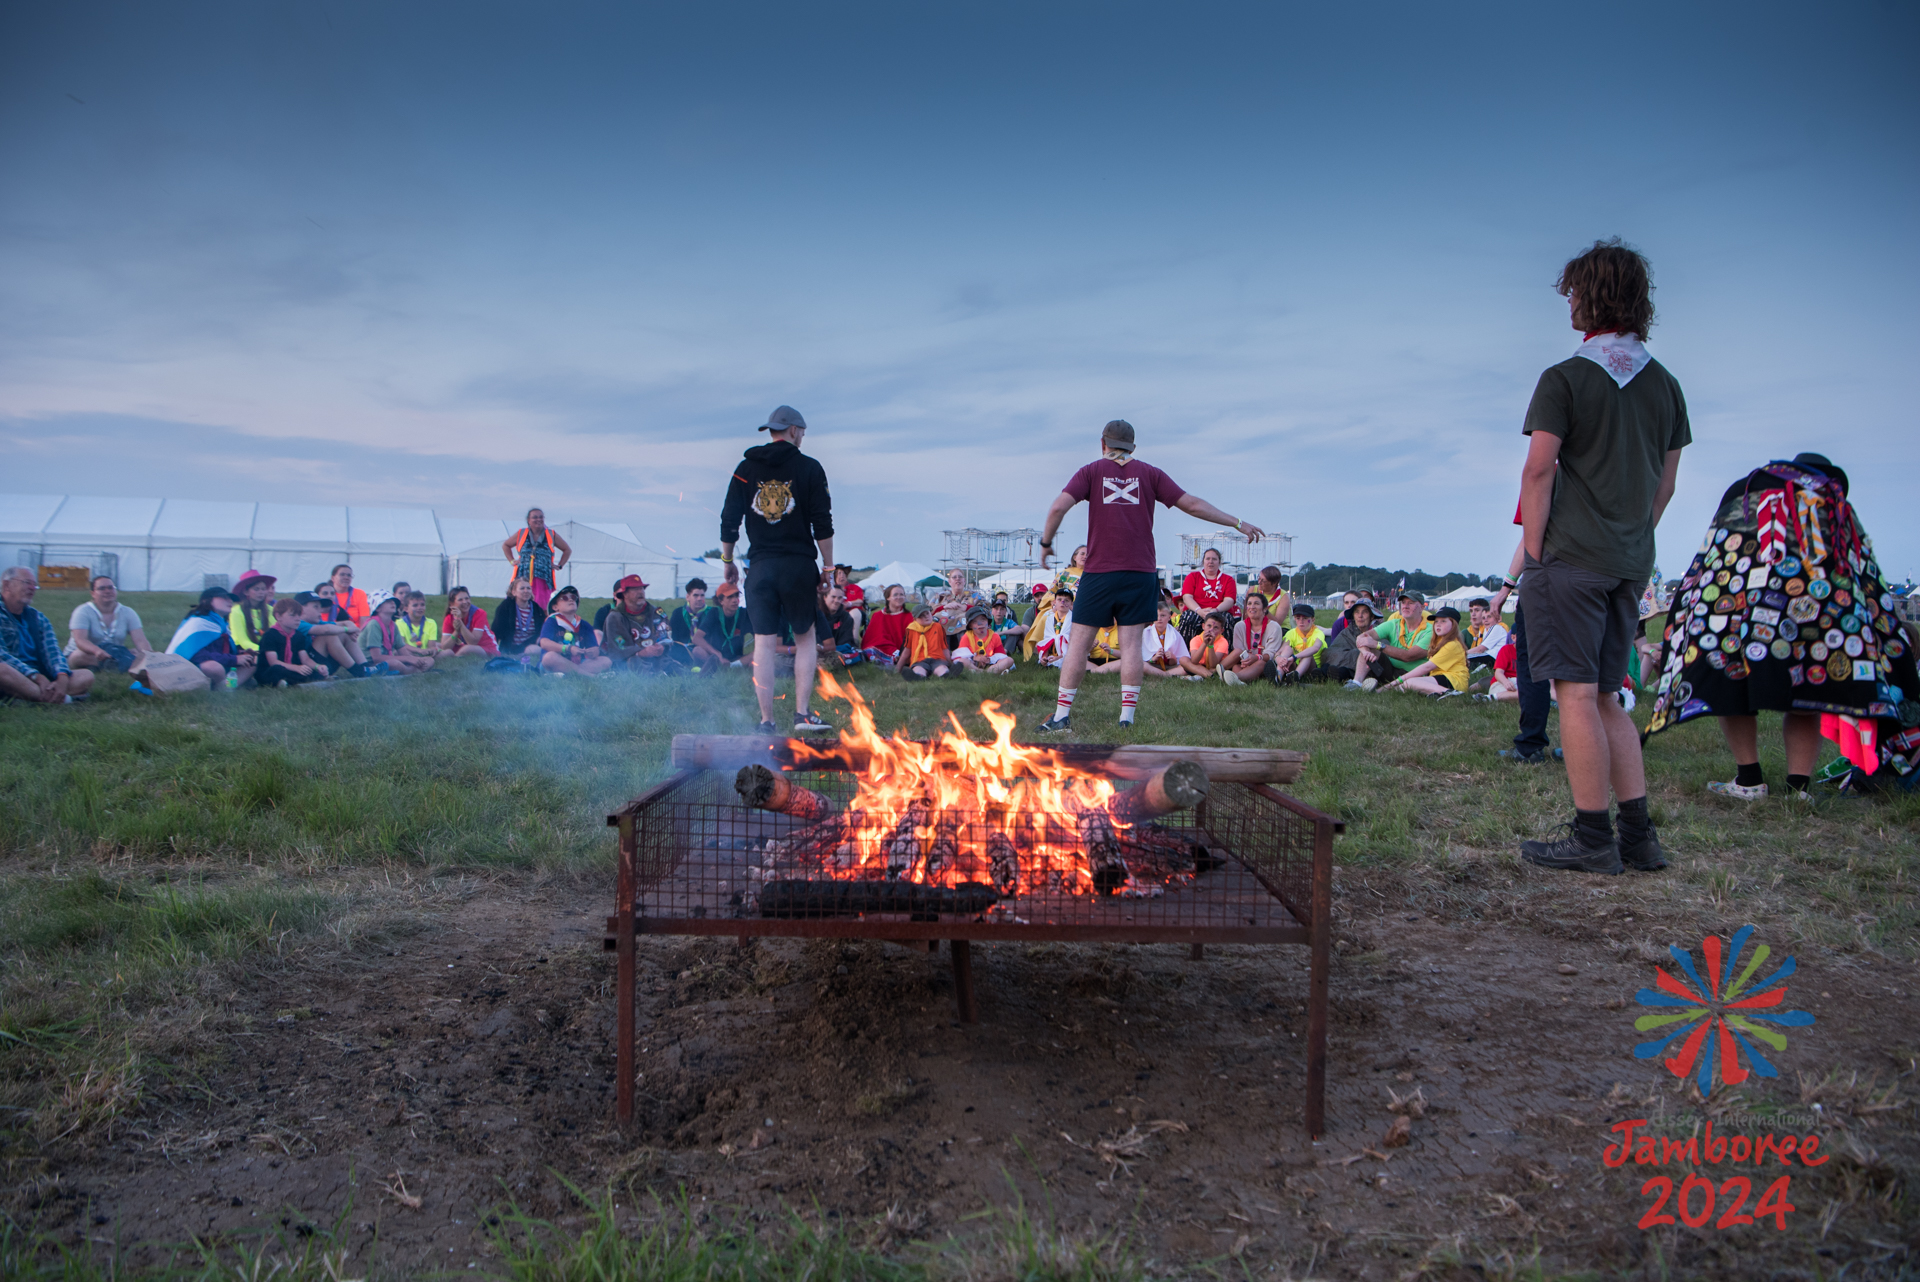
[607, 758, 1340, 1136]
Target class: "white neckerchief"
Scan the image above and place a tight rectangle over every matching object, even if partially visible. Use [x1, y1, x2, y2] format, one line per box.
[1574, 331, 1652, 388]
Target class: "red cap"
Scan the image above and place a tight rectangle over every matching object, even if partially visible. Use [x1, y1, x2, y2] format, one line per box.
[615, 574, 648, 594]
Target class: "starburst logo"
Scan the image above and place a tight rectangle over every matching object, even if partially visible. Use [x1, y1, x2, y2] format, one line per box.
[1633, 925, 1815, 1092]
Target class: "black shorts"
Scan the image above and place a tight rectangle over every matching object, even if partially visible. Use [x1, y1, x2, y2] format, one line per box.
[1072, 570, 1161, 629]
[745, 555, 821, 636]
[1434, 674, 1455, 691]
[1518, 551, 1643, 687]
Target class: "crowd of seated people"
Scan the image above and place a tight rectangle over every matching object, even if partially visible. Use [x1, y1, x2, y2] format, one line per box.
[5, 551, 1583, 715]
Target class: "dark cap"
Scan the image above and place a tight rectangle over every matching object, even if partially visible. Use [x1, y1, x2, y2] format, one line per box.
[758, 405, 807, 433]
[1101, 419, 1135, 453]
[1434, 605, 1462, 621]
[1292, 601, 1316, 617]
[293, 591, 322, 607]
[198, 585, 234, 604]
[1397, 589, 1427, 604]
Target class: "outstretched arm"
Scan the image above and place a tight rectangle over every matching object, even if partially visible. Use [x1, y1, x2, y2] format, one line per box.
[1173, 492, 1264, 540]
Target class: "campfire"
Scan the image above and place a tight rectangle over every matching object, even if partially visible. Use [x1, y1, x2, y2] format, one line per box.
[738, 673, 1217, 913]
[607, 676, 1342, 1135]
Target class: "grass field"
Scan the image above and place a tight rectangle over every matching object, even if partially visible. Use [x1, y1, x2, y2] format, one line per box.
[3, 589, 1916, 1277]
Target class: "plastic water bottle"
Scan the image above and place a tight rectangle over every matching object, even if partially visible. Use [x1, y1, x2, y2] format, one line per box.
[225, 672, 241, 690]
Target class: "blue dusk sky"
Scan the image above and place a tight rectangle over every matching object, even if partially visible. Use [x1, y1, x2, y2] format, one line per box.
[3, 3, 1915, 581]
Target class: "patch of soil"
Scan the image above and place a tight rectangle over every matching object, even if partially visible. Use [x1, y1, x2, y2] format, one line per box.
[19, 873, 1920, 1278]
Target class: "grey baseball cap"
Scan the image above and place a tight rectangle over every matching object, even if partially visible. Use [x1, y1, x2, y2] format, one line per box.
[1101, 419, 1135, 452]
[759, 405, 807, 432]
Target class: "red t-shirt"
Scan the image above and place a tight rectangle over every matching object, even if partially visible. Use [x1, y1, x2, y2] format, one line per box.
[1063, 458, 1186, 574]
[843, 583, 865, 604]
[862, 609, 909, 656]
[1181, 569, 1236, 611]
[959, 631, 1005, 658]
[1494, 641, 1517, 679]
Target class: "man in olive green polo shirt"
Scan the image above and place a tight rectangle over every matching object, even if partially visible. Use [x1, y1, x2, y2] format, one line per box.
[1373, 591, 1432, 673]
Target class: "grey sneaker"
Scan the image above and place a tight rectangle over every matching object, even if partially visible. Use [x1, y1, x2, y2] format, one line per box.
[792, 710, 835, 734]
[1037, 713, 1072, 733]
[1521, 822, 1623, 875]
[755, 720, 779, 735]
[1343, 679, 1363, 691]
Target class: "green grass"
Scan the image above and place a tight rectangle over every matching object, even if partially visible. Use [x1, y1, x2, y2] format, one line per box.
[3, 591, 1916, 1275]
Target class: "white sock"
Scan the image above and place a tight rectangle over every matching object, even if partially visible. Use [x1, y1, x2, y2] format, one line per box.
[1119, 684, 1140, 724]
[1054, 686, 1077, 718]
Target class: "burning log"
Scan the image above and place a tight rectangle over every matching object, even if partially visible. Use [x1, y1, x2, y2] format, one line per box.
[673, 734, 1307, 784]
[757, 879, 1000, 919]
[1107, 759, 1210, 824]
[734, 764, 841, 822]
[881, 797, 932, 879]
[987, 830, 1020, 895]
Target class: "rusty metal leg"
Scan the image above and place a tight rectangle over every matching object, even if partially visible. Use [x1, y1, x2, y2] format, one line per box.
[1190, 942, 1204, 961]
[950, 939, 977, 1023]
[615, 814, 637, 1126]
[1304, 815, 1334, 1139]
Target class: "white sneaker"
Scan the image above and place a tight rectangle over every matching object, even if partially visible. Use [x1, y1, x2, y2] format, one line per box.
[1222, 670, 1244, 686]
[1361, 678, 1378, 692]
[1706, 779, 1767, 801]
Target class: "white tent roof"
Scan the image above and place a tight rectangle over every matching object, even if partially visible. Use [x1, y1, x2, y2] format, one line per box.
[150, 499, 257, 546]
[43, 495, 162, 540]
[0, 494, 66, 542]
[1428, 585, 1487, 604]
[435, 517, 512, 559]
[347, 505, 442, 554]
[858, 561, 943, 590]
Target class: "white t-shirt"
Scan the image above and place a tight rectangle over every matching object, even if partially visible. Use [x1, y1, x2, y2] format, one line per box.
[1468, 622, 1509, 659]
[1143, 622, 1189, 668]
[69, 601, 141, 650]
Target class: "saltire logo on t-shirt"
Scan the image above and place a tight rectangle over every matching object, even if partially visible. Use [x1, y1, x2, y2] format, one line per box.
[1102, 476, 1141, 506]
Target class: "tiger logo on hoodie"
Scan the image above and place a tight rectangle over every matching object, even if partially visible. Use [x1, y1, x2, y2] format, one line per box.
[753, 479, 796, 523]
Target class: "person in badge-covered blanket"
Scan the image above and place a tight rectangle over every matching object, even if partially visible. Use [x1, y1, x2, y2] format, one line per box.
[1645, 452, 1919, 798]
[1034, 419, 1263, 730]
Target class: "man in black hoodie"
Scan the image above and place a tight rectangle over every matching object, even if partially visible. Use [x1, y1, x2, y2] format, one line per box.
[720, 405, 836, 734]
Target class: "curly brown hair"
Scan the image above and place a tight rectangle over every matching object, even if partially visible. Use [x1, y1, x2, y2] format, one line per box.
[1556, 238, 1655, 339]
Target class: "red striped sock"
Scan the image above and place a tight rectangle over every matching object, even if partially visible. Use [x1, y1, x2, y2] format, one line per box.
[1054, 687, 1077, 718]
[1119, 684, 1140, 724]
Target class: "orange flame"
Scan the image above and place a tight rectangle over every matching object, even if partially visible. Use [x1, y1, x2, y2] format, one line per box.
[789, 671, 1120, 894]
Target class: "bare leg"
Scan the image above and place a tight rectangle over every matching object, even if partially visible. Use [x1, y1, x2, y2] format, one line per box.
[1400, 675, 1446, 694]
[0, 666, 45, 701]
[198, 660, 227, 687]
[752, 633, 781, 721]
[1054, 623, 1099, 693]
[1783, 712, 1822, 775]
[791, 625, 819, 717]
[66, 669, 95, 697]
[1118, 625, 1144, 687]
[1718, 715, 1760, 765]
[1554, 681, 1646, 810]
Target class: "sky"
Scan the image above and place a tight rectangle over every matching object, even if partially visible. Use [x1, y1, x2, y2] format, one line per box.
[3, 2, 1916, 583]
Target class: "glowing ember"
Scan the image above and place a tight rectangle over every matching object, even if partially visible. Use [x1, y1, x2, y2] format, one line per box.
[782, 671, 1137, 896]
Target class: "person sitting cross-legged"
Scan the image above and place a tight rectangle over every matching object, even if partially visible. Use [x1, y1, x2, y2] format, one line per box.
[1464, 596, 1509, 690]
[860, 583, 910, 667]
[1477, 639, 1522, 703]
[389, 592, 448, 669]
[1084, 623, 1123, 674]
[255, 598, 331, 687]
[359, 596, 429, 673]
[601, 575, 677, 674]
[1373, 590, 1434, 679]
[1326, 591, 1363, 641]
[66, 575, 151, 674]
[539, 586, 613, 676]
[492, 578, 548, 659]
[900, 603, 955, 680]
[440, 586, 497, 657]
[821, 587, 863, 667]
[1031, 589, 1074, 668]
[954, 609, 1014, 673]
[1277, 601, 1327, 683]
[297, 592, 378, 675]
[989, 600, 1028, 653]
[1221, 590, 1285, 686]
[1178, 611, 1231, 680]
[1141, 598, 1190, 677]
[1327, 600, 1381, 687]
[1, 566, 95, 704]
[1380, 606, 1471, 697]
[167, 586, 249, 688]
[667, 578, 725, 673]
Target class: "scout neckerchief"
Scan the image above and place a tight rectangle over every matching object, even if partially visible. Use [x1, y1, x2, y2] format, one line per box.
[398, 615, 431, 647]
[1244, 616, 1267, 657]
[1195, 569, 1231, 606]
[374, 614, 400, 653]
[1574, 330, 1652, 388]
[1148, 621, 1178, 667]
[714, 605, 741, 653]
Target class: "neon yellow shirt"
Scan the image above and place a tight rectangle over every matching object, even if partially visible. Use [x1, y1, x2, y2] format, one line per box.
[396, 616, 440, 649]
[1284, 624, 1325, 664]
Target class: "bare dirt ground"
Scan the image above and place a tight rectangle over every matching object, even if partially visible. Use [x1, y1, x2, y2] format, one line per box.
[18, 867, 1920, 1279]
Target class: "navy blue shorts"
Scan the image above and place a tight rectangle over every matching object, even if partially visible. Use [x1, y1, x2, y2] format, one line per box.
[1072, 571, 1161, 629]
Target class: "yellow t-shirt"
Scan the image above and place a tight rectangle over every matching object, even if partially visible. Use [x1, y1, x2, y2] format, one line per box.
[396, 616, 441, 649]
[1090, 625, 1120, 660]
[1284, 625, 1325, 664]
[1428, 638, 1469, 690]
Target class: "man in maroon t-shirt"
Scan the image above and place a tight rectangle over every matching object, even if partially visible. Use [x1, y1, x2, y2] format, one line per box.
[1035, 419, 1263, 731]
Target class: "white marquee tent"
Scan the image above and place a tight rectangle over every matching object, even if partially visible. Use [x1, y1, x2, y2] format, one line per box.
[857, 561, 944, 598]
[0, 494, 696, 597]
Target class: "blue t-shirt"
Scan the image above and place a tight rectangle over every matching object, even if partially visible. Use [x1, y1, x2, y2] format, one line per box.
[540, 615, 597, 650]
[12, 609, 44, 668]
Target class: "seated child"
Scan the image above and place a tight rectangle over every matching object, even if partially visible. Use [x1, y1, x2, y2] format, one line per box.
[1032, 589, 1073, 669]
[1178, 612, 1231, 680]
[901, 603, 955, 680]
[954, 611, 1014, 673]
[1142, 599, 1189, 677]
[1085, 623, 1122, 673]
[1278, 601, 1326, 682]
[255, 599, 331, 687]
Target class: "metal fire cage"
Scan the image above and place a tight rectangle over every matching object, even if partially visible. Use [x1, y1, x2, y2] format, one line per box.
[606, 742, 1342, 1135]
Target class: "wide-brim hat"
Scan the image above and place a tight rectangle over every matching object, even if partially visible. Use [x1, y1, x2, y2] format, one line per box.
[233, 569, 276, 594]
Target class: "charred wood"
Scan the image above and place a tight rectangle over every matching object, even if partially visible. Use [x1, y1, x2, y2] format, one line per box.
[734, 764, 841, 821]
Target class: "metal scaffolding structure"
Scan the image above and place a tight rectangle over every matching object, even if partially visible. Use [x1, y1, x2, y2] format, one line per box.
[941, 528, 1042, 581]
[1179, 531, 1295, 578]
